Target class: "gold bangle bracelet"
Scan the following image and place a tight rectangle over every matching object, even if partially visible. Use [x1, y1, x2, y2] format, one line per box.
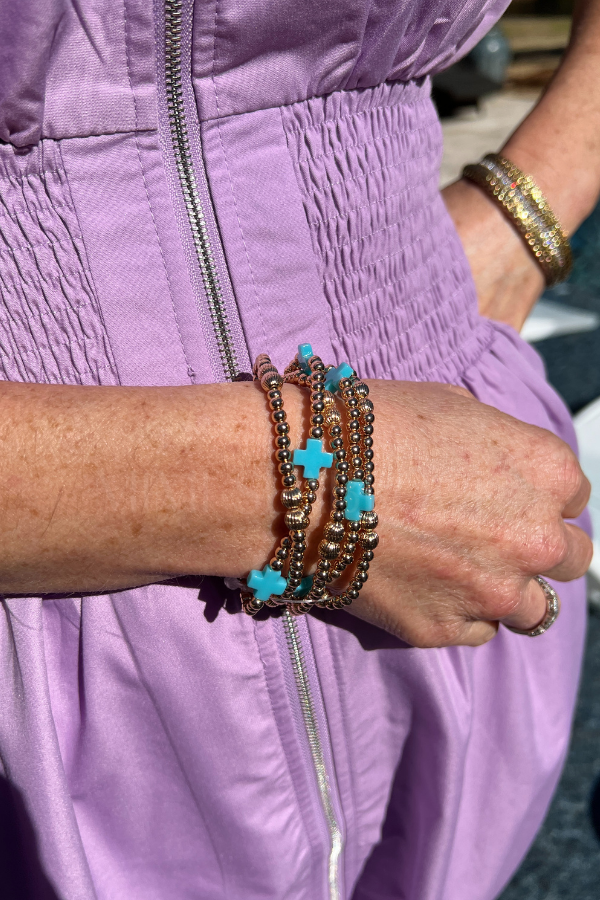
[462, 153, 573, 287]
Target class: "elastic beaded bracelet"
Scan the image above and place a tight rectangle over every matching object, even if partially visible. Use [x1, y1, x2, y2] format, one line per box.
[242, 352, 334, 614]
[286, 351, 349, 613]
[241, 355, 294, 615]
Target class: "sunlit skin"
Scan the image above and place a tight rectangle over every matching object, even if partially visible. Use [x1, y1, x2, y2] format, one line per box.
[0, 0, 598, 647]
[0, 379, 591, 647]
[444, 0, 600, 330]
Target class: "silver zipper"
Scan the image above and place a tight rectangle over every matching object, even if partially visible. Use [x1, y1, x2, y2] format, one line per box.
[162, 4, 343, 894]
[164, 0, 238, 382]
[283, 610, 343, 900]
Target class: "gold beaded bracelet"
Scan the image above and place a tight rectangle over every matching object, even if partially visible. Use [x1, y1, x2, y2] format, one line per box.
[242, 344, 378, 617]
[462, 153, 572, 287]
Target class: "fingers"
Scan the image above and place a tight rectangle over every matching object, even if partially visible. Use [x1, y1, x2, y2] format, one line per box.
[444, 384, 475, 400]
[453, 619, 499, 647]
[542, 522, 593, 581]
[499, 576, 549, 633]
[563, 471, 591, 519]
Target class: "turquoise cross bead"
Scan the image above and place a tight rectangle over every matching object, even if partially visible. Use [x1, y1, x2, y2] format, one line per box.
[324, 361, 354, 393]
[294, 575, 314, 598]
[297, 343, 314, 374]
[247, 565, 287, 601]
[345, 479, 375, 522]
[293, 438, 334, 480]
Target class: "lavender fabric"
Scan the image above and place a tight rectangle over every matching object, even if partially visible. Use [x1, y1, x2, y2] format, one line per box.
[0, 2, 588, 899]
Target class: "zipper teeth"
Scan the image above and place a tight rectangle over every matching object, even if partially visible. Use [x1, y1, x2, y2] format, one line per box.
[283, 610, 343, 900]
[163, 3, 341, 892]
[164, 0, 239, 381]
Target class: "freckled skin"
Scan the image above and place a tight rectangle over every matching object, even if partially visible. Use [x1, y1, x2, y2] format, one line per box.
[0, 379, 591, 647]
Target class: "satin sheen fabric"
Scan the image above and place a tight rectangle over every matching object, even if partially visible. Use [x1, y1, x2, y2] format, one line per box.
[0, 2, 587, 899]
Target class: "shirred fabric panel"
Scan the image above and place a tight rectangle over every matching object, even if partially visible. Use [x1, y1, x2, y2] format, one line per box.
[280, 80, 494, 383]
[0, 142, 118, 386]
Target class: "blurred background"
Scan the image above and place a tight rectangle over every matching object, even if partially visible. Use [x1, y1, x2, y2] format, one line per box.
[437, 2, 600, 897]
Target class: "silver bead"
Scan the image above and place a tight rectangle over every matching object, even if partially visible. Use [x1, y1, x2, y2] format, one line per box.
[282, 487, 303, 509]
[360, 510, 378, 529]
[318, 540, 341, 559]
[354, 382, 370, 399]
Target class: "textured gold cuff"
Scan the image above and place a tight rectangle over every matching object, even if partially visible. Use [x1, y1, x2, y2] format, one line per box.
[462, 153, 573, 287]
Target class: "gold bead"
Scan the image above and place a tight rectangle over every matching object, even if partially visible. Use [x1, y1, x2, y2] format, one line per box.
[318, 539, 341, 559]
[324, 521, 345, 542]
[360, 510, 378, 529]
[324, 407, 341, 427]
[282, 487, 303, 509]
[261, 371, 283, 390]
[359, 398, 374, 415]
[241, 594, 264, 616]
[285, 509, 309, 530]
[359, 530, 379, 550]
[322, 391, 335, 409]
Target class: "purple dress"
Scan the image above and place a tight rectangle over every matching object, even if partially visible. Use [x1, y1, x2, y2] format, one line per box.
[0, 1, 588, 898]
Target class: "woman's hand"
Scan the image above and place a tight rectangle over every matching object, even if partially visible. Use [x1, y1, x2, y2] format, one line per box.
[443, 0, 600, 330]
[442, 178, 545, 331]
[349, 380, 591, 647]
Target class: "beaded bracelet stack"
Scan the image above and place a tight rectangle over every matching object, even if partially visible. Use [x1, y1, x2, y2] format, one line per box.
[241, 344, 378, 617]
[462, 153, 572, 287]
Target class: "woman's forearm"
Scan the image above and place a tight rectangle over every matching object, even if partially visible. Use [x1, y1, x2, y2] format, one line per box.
[502, 0, 600, 231]
[0, 381, 310, 594]
[0, 377, 591, 645]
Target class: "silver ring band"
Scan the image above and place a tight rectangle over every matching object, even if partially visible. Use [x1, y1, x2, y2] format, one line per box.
[505, 576, 561, 637]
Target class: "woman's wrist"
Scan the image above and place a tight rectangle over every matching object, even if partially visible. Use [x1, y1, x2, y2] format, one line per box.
[443, 177, 544, 329]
